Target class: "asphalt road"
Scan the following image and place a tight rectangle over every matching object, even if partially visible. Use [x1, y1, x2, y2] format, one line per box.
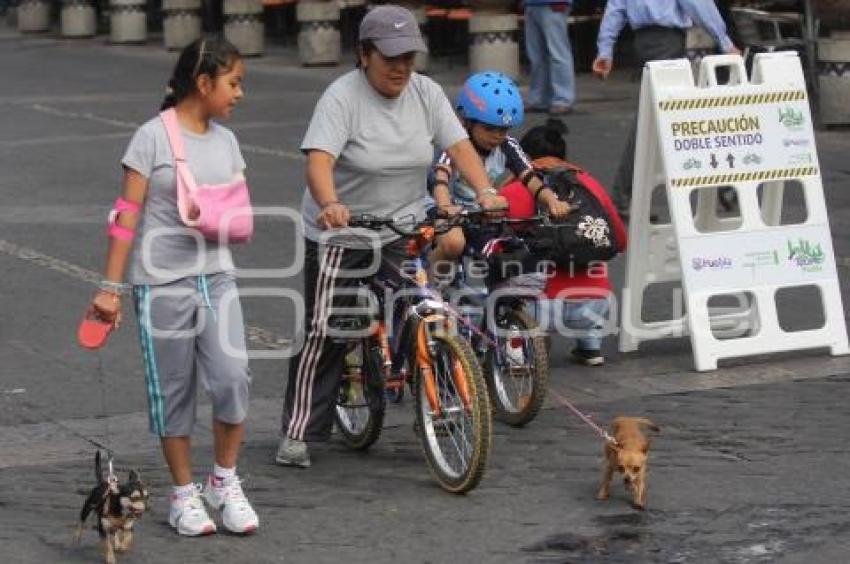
[2, 25, 850, 564]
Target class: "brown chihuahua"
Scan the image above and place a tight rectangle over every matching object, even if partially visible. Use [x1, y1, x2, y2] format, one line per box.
[596, 417, 660, 510]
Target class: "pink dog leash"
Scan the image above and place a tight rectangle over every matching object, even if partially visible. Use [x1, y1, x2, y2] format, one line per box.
[547, 387, 619, 447]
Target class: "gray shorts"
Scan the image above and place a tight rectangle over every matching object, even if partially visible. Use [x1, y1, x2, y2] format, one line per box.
[132, 272, 251, 437]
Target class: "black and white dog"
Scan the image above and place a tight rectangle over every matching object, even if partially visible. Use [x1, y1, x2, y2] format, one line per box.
[74, 451, 150, 564]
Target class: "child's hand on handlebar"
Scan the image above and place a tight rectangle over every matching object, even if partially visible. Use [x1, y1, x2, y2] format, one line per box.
[477, 193, 508, 214]
[541, 190, 571, 219]
[317, 201, 351, 229]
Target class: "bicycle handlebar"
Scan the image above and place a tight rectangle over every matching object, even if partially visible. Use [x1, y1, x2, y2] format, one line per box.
[347, 206, 555, 236]
[347, 214, 439, 237]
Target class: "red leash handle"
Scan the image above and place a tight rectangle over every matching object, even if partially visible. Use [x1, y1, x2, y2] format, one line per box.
[77, 306, 117, 350]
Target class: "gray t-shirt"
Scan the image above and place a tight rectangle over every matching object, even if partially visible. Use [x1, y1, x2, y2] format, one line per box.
[300, 70, 467, 248]
[122, 117, 246, 285]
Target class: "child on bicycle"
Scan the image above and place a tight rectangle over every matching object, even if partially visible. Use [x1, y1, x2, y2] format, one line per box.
[509, 118, 627, 366]
[87, 38, 259, 536]
[428, 71, 570, 284]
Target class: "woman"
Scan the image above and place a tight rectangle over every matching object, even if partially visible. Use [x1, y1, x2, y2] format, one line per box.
[276, 5, 503, 467]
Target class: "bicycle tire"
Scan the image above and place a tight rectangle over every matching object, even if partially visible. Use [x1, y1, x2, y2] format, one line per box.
[484, 307, 549, 427]
[334, 338, 386, 450]
[414, 330, 492, 494]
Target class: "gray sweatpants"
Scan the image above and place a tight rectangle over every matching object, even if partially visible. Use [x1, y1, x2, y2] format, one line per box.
[132, 272, 251, 437]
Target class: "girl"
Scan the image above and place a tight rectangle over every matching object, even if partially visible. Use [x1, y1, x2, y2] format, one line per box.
[88, 38, 258, 536]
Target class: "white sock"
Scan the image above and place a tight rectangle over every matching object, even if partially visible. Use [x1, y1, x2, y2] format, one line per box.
[212, 464, 236, 486]
[172, 483, 196, 500]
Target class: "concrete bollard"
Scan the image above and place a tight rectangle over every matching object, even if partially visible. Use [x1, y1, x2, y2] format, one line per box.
[60, 0, 97, 38]
[469, 13, 519, 79]
[162, 0, 202, 51]
[17, 0, 50, 33]
[6, 5, 18, 29]
[110, 0, 147, 44]
[818, 32, 850, 125]
[224, 0, 264, 57]
[297, 1, 340, 67]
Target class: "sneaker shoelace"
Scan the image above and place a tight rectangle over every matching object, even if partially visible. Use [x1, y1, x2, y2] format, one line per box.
[181, 485, 208, 519]
[219, 478, 251, 511]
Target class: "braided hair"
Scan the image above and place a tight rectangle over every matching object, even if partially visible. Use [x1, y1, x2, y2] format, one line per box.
[160, 37, 241, 111]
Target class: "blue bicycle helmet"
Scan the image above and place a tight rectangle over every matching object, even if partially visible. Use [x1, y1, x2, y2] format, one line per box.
[456, 71, 524, 128]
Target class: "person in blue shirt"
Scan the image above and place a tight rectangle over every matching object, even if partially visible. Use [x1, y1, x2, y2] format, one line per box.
[524, 0, 577, 115]
[591, 0, 740, 217]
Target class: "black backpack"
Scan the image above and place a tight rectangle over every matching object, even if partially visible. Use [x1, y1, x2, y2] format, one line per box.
[528, 167, 620, 268]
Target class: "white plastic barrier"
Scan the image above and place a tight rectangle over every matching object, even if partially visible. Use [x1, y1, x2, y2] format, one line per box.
[17, 0, 51, 33]
[60, 0, 97, 38]
[620, 52, 849, 371]
[110, 0, 147, 44]
[469, 13, 519, 79]
[162, 0, 202, 51]
[224, 0, 264, 57]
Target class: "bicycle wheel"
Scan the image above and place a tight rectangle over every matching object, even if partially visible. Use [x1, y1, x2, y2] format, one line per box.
[484, 306, 549, 427]
[334, 339, 386, 450]
[414, 329, 491, 494]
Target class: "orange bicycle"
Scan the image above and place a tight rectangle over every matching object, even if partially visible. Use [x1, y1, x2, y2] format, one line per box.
[331, 214, 492, 494]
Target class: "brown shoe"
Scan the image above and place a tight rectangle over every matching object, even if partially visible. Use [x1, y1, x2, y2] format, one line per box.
[548, 104, 573, 115]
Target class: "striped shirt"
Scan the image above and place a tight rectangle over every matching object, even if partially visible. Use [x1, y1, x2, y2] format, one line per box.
[433, 136, 534, 206]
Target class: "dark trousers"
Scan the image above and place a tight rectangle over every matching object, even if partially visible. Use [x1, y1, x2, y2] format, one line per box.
[612, 27, 687, 209]
[281, 238, 407, 442]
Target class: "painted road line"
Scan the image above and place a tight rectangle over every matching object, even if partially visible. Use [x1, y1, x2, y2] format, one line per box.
[0, 397, 409, 469]
[0, 131, 131, 148]
[30, 103, 141, 129]
[0, 206, 302, 224]
[0, 239, 291, 350]
[24, 104, 302, 161]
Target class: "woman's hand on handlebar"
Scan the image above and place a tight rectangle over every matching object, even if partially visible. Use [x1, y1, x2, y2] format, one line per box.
[317, 201, 351, 230]
[436, 204, 463, 219]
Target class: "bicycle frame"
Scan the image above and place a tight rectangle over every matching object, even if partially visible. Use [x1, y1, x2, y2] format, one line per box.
[342, 218, 474, 416]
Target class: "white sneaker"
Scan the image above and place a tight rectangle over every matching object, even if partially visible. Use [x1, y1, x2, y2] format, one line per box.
[203, 475, 259, 535]
[169, 485, 217, 536]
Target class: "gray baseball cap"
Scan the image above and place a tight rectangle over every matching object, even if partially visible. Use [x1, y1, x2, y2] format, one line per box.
[359, 5, 428, 57]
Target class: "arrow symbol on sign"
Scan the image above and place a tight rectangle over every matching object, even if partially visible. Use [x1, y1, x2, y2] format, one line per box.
[726, 153, 735, 168]
[710, 153, 719, 169]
